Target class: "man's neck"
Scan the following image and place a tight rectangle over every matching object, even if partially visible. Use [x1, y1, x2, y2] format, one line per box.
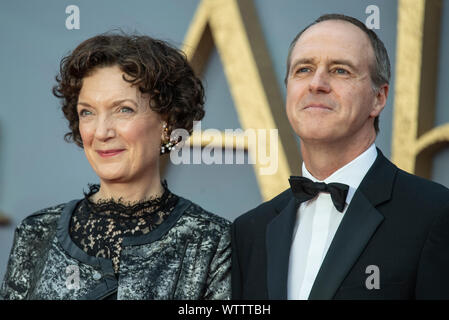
[301, 135, 376, 181]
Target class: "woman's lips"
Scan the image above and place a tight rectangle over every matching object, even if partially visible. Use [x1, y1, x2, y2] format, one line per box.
[96, 149, 125, 157]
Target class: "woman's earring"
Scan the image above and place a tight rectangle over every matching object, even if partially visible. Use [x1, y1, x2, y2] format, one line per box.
[160, 122, 178, 155]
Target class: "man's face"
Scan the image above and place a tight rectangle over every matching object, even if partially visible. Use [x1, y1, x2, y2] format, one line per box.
[285, 20, 387, 146]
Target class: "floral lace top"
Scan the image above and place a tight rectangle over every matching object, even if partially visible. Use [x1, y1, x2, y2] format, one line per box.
[69, 182, 179, 275]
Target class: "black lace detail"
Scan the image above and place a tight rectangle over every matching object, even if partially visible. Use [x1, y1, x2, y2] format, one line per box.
[83, 181, 173, 218]
[70, 181, 178, 274]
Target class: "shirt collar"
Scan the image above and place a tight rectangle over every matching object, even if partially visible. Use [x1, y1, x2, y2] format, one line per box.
[301, 143, 377, 205]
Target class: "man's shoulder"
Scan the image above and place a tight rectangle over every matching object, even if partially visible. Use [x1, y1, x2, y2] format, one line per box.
[396, 166, 448, 189]
[370, 150, 449, 205]
[371, 153, 449, 217]
[394, 167, 449, 204]
[234, 188, 293, 227]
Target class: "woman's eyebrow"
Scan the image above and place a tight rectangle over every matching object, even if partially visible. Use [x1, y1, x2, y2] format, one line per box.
[77, 99, 139, 108]
[77, 101, 93, 108]
[111, 99, 139, 108]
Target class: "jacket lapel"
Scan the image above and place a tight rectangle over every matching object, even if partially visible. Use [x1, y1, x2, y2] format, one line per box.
[308, 149, 397, 299]
[308, 191, 383, 299]
[266, 196, 297, 299]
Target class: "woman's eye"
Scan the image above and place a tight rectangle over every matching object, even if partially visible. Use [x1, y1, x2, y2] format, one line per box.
[79, 109, 92, 116]
[119, 106, 134, 113]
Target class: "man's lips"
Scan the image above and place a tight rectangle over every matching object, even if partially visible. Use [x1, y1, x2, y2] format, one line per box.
[96, 149, 125, 157]
[303, 104, 333, 110]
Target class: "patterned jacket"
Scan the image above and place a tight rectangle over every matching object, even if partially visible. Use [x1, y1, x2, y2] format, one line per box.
[0, 197, 231, 300]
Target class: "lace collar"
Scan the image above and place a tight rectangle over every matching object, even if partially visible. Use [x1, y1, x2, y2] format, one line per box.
[83, 181, 178, 218]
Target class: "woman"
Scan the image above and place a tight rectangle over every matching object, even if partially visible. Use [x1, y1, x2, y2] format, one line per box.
[0, 33, 231, 300]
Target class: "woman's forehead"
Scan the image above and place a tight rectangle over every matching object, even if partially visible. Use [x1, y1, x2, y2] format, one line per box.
[79, 66, 141, 102]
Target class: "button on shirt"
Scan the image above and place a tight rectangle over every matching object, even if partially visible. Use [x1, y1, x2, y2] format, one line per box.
[287, 144, 378, 300]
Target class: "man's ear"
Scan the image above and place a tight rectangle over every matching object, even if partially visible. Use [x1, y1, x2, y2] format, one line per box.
[370, 83, 389, 117]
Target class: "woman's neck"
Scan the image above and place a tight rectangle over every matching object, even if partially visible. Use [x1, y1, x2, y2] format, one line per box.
[92, 174, 164, 203]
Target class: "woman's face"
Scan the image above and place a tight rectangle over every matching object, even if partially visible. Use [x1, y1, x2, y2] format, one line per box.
[77, 65, 163, 185]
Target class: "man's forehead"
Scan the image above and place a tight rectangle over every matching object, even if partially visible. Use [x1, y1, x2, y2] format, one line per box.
[291, 20, 373, 64]
[297, 19, 371, 46]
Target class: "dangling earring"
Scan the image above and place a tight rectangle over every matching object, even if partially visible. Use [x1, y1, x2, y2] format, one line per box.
[160, 122, 178, 155]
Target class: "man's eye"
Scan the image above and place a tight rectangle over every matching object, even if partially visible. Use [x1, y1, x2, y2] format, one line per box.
[334, 68, 349, 75]
[297, 67, 311, 73]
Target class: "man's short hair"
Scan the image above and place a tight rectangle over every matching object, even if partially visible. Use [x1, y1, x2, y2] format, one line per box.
[284, 14, 391, 134]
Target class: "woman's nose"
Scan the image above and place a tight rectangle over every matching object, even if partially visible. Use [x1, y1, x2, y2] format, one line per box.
[94, 115, 116, 141]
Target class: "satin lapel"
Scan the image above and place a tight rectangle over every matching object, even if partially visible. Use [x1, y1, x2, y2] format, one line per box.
[266, 196, 297, 299]
[308, 149, 396, 299]
[308, 191, 384, 299]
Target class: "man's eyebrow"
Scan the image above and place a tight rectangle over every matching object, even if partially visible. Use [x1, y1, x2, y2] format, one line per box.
[77, 99, 139, 108]
[330, 59, 358, 71]
[290, 58, 359, 72]
[289, 58, 316, 72]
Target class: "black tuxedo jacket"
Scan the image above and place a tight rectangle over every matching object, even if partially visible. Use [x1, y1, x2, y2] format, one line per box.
[232, 149, 449, 299]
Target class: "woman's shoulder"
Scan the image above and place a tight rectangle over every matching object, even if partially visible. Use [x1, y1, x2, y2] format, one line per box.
[178, 197, 231, 230]
[9, 202, 75, 251]
[18, 202, 71, 231]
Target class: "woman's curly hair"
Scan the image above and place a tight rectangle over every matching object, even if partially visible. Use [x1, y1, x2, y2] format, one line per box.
[53, 32, 205, 148]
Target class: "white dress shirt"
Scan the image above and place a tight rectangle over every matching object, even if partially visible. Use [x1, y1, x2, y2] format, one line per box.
[287, 143, 378, 300]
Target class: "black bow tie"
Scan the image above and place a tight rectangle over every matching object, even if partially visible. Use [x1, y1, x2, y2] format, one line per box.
[289, 176, 349, 212]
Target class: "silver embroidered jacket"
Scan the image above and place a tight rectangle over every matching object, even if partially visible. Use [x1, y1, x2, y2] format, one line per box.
[0, 197, 231, 300]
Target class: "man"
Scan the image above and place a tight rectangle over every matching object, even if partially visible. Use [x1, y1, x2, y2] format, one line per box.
[231, 14, 449, 300]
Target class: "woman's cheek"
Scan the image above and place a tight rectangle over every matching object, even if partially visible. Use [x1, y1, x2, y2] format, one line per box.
[79, 124, 93, 145]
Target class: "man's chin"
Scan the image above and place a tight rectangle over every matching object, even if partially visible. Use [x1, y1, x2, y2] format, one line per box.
[298, 131, 337, 144]
[296, 124, 333, 137]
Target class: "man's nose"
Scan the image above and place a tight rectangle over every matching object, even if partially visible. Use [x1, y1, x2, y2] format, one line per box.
[94, 115, 116, 141]
[309, 69, 331, 94]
